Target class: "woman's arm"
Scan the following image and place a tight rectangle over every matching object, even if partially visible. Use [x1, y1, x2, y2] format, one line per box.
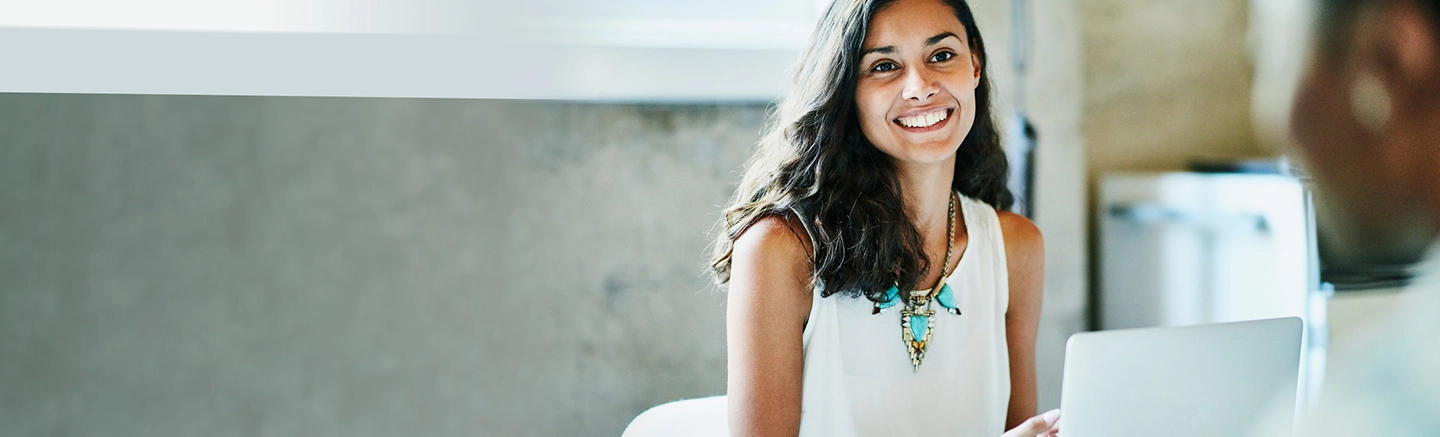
[997, 211, 1045, 431]
[726, 215, 815, 437]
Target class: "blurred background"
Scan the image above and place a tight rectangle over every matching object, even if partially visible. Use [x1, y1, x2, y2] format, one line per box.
[0, 0, 1403, 435]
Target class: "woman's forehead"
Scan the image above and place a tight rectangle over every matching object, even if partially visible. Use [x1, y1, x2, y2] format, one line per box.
[861, 0, 967, 51]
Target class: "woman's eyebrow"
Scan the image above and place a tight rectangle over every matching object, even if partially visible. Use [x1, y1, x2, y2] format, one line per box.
[861, 32, 961, 58]
[925, 32, 959, 46]
[860, 46, 895, 57]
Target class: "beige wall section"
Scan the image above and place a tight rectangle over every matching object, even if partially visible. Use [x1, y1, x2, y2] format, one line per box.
[1026, 0, 1090, 412]
[972, 0, 1090, 411]
[1081, 0, 1268, 177]
[1248, 0, 1316, 150]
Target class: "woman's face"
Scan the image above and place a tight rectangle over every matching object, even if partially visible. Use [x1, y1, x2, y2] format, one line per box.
[855, 0, 982, 167]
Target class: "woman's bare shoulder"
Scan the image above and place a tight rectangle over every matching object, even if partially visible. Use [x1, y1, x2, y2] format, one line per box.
[995, 210, 1043, 261]
[732, 213, 815, 269]
[728, 213, 815, 312]
[995, 210, 1044, 315]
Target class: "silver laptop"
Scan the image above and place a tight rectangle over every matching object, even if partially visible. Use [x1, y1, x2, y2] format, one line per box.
[1059, 317, 1303, 437]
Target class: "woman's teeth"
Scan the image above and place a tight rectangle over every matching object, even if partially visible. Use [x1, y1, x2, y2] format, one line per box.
[897, 109, 949, 128]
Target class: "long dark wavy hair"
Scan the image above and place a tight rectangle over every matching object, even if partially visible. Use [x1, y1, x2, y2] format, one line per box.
[709, 0, 1013, 302]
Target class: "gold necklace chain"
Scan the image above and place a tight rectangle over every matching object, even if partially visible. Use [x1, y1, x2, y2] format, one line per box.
[908, 192, 956, 307]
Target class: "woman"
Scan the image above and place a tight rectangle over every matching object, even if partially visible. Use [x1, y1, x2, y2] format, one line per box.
[711, 0, 1058, 435]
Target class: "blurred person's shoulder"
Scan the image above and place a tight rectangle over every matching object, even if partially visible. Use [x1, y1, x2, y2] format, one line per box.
[1250, 244, 1440, 436]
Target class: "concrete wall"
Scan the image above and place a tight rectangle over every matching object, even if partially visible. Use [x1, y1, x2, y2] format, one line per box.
[0, 95, 760, 436]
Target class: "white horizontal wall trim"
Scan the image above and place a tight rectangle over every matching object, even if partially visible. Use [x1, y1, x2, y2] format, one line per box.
[0, 0, 824, 100]
[0, 27, 798, 101]
[0, 0, 524, 34]
[532, 18, 814, 51]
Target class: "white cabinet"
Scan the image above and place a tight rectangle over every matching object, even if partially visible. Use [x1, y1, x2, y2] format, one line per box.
[1099, 171, 1331, 408]
[1098, 173, 1310, 329]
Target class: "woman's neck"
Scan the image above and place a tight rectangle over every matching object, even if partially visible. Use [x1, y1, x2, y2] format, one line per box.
[894, 156, 958, 236]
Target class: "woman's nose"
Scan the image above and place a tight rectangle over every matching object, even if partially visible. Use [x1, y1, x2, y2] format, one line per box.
[901, 68, 939, 101]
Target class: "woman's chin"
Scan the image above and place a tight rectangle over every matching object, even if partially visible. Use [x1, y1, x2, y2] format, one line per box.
[885, 146, 960, 167]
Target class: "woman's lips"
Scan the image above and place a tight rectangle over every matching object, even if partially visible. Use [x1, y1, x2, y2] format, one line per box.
[894, 108, 953, 132]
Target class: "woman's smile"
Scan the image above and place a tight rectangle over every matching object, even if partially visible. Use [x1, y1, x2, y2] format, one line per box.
[894, 107, 955, 132]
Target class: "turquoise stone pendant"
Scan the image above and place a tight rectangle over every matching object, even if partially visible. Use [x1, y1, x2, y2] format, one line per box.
[900, 307, 935, 371]
[936, 283, 961, 315]
[878, 282, 960, 371]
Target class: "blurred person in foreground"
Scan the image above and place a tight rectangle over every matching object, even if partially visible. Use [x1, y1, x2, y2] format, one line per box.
[1252, 0, 1440, 435]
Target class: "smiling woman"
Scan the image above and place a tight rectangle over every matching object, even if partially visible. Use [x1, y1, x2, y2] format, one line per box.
[708, 0, 1056, 436]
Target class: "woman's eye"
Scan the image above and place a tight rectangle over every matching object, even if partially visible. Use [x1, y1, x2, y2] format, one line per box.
[930, 51, 955, 62]
[871, 62, 898, 72]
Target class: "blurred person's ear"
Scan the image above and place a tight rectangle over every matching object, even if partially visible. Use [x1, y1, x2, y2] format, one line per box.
[1367, 1, 1439, 111]
[1288, 0, 1440, 268]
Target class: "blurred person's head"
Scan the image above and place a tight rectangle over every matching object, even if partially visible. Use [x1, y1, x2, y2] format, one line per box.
[1291, 0, 1440, 267]
[710, 0, 1012, 299]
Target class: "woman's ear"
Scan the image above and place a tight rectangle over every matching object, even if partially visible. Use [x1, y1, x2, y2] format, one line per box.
[970, 50, 983, 84]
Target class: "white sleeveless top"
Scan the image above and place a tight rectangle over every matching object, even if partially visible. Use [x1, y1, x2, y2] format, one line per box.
[794, 193, 1011, 437]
